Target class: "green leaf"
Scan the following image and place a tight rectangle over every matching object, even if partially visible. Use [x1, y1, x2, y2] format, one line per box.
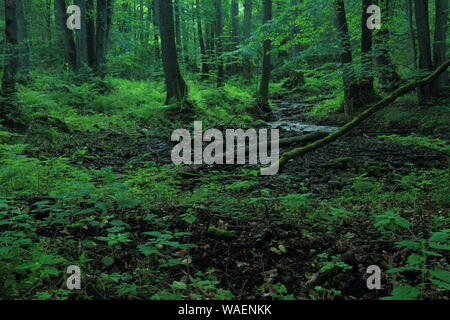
[395, 241, 419, 249]
[407, 254, 425, 266]
[430, 269, 450, 283]
[102, 256, 115, 266]
[391, 285, 420, 300]
[171, 281, 187, 290]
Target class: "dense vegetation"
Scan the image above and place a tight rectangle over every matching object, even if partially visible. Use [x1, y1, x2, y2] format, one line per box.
[0, 0, 449, 300]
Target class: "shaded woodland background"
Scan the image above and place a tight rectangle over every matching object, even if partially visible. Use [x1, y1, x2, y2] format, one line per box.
[0, 0, 449, 300]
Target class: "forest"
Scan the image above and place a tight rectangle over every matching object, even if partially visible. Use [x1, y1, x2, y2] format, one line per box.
[0, 0, 449, 301]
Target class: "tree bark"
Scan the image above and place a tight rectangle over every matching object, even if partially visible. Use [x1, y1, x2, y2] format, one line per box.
[243, 0, 253, 78]
[263, 59, 450, 174]
[75, 0, 88, 70]
[16, 0, 30, 75]
[159, 0, 189, 105]
[196, 0, 209, 79]
[406, 0, 418, 69]
[375, 0, 401, 92]
[230, 0, 240, 74]
[215, 0, 225, 86]
[86, 0, 96, 69]
[360, 0, 377, 103]
[334, 0, 359, 119]
[96, 0, 108, 76]
[55, 0, 77, 68]
[414, 0, 434, 101]
[1, 0, 21, 126]
[433, 0, 448, 93]
[257, 0, 273, 111]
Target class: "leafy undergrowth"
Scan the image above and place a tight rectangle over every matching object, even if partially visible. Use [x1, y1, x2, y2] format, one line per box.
[0, 76, 449, 300]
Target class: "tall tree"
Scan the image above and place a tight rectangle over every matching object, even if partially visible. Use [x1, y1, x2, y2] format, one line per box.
[257, 0, 272, 111]
[158, 0, 189, 105]
[86, 0, 96, 69]
[414, 0, 434, 101]
[243, 0, 253, 77]
[196, 0, 209, 78]
[375, 0, 401, 92]
[1, 0, 20, 125]
[215, 0, 225, 86]
[75, 0, 88, 69]
[334, 0, 359, 119]
[230, 0, 240, 74]
[406, 0, 418, 69]
[433, 0, 448, 93]
[16, 0, 30, 76]
[55, 0, 77, 68]
[360, 0, 377, 103]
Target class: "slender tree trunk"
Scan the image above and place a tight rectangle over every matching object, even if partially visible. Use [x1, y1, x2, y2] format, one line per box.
[406, 0, 418, 69]
[174, 0, 183, 60]
[45, 0, 53, 44]
[197, 0, 209, 79]
[86, 0, 96, 69]
[158, 0, 188, 105]
[55, 0, 77, 68]
[75, 0, 88, 70]
[96, 0, 108, 76]
[16, 0, 30, 75]
[334, 0, 359, 119]
[414, 0, 434, 101]
[230, 0, 239, 74]
[215, 0, 224, 86]
[290, 0, 301, 56]
[152, 0, 161, 61]
[360, 0, 377, 103]
[257, 0, 272, 111]
[243, 0, 253, 78]
[1, 0, 20, 125]
[375, 0, 401, 92]
[106, 0, 115, 47]
[433, 0, 448, 93]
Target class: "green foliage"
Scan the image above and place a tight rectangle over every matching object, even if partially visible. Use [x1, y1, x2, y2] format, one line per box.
[382, 230, 450, 300]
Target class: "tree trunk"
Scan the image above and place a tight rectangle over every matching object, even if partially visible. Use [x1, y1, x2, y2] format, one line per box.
[290, 0, 301, 56]
[1, 0, 21, 126]
[86, 0, 96, 69]
[230, 0, 239, 74]
[406, 0, 418, 69]
[334, 0, 359, 119]
[174, 0, 183, 60]
[96, 0, 108, 76]
[433, 0, 448, 93]
[16, 0, 30, 76]
[257, 0, 272, 111]
[414, 0, 434, 101]
[360, 0, 377, 104]
[243, 0, 253, 78]
[374, 0, 401, 92]
[55, 0, 77, 68]
[215, 0, 225, 86]
[75, 0, 88, 70]
[152, 0, 161, 61]
[196, 0, 209, 79]
[158, 0, 189, 105]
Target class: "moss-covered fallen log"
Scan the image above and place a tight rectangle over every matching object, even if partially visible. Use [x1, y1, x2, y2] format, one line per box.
[176, 131, 329, 176]
[261, 59, 450, 175]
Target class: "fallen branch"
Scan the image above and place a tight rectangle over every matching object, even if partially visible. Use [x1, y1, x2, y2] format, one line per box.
[176, 131, 329, 176]
[262, 59, 450, 175]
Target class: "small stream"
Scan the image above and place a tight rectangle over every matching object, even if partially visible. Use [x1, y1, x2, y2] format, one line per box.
[267, 100, 340, 134]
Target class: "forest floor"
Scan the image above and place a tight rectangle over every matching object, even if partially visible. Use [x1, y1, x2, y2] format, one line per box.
[37, 98, 449, 299]
[1, 81, 449, 300]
